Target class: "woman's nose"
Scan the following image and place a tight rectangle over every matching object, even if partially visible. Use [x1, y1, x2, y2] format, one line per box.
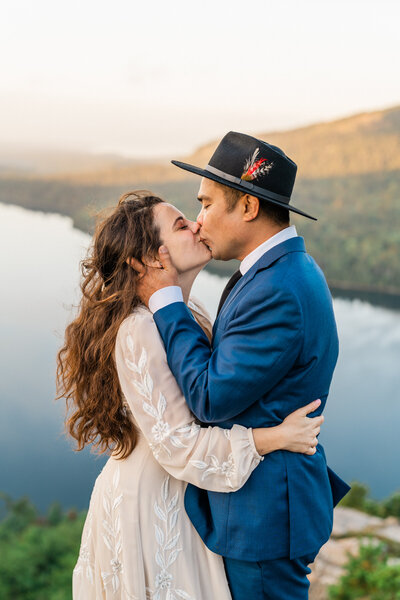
[189, 220, 201, 234]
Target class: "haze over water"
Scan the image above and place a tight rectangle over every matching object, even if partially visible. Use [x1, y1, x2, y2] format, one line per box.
[1, 202, 399, 511]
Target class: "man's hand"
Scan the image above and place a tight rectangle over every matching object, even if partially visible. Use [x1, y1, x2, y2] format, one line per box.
[128, 246, 179, 306]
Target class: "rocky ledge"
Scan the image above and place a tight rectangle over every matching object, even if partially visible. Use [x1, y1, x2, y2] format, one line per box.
[309, 507, 400, 599]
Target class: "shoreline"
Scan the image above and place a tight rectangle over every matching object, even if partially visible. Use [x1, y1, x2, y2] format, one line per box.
[205, 264, 400, 310]
[327, 282, 400, 311]
[328, 279, 400, 298]
[1, 199, 400, 310]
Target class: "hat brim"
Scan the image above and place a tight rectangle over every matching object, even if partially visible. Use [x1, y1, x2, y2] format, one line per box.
[171, 160, 317, 221]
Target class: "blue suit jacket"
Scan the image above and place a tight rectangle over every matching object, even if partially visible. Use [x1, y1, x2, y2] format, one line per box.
[154, 237, 350, 561]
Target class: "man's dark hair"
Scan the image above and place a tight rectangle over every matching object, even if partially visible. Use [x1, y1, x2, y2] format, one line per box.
[220, 183, 290, 226]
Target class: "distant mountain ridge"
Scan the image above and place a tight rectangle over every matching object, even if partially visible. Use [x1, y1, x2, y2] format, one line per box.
[2, 104, 400, 184]
[0, 147, 138, 177]
[6, 103, 396, 185]
[188, 105, 400, 179]
[0, 104, 399, 295]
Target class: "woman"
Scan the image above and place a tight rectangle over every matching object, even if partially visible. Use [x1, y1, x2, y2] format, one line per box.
[56, 191, 323, 600]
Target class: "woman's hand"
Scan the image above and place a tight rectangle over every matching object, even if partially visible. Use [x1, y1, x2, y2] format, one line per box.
[278, 399, 324, 455]
[252, 399, 324, 456]
[127, 246, 179, 306]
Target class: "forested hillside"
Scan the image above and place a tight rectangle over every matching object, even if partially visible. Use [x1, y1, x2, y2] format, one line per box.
[1, 105, 399, 294]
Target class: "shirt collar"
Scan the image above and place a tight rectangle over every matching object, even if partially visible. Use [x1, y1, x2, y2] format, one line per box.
[240, 225, 298, 276]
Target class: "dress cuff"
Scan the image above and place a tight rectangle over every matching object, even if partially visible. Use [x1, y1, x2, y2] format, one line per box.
[229, 424, 264, 484]
[148, 286, 184, 313]
[246, 427, 265, 461]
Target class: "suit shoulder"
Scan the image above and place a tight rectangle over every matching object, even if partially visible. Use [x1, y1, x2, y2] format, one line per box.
[265, 250, 328, 290]
[250, 262, 303, 304]
[235, 273, 303, 329]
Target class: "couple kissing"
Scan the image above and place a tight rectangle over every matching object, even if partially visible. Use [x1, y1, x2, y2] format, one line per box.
[57, 131, 350, 600]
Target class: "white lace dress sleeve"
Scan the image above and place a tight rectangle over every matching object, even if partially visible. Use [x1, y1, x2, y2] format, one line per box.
[115, 307, 262, 492]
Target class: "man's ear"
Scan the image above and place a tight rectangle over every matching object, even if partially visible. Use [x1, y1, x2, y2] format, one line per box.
[242, 194, 260, 221]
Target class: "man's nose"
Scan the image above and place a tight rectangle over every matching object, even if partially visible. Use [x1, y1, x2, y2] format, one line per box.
[196, 208, 203, 226]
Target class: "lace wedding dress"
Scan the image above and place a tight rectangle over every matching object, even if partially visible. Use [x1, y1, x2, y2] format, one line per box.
[73, 300, 262, 600]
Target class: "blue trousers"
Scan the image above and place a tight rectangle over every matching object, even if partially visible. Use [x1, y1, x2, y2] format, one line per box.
[224, 552, 316, 600]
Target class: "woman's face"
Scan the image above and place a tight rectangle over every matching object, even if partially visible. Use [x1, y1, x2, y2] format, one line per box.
[153, 202, 212, 273]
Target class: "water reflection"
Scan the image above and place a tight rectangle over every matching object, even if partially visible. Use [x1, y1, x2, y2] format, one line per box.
[0, 203, 399, 511]
[0, 204, 105, 511]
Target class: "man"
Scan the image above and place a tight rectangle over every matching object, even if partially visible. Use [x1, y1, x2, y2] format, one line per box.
[134, 132, 350, 599]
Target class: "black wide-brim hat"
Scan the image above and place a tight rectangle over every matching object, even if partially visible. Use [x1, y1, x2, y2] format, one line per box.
[171, 131, 316, 221]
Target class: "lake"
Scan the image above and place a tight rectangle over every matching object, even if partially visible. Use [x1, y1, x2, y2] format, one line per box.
[0, 202, 399, 512]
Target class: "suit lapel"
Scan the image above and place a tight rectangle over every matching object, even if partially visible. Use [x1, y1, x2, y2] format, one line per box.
[213, 237, 306, 328]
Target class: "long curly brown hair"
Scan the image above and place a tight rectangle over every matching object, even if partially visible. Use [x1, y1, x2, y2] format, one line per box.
[56, 191, 164, 459]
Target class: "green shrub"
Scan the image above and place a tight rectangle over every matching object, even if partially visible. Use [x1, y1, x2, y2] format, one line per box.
[339, 482, 400, 519]
[329, 544, 400, 599]
[0, 494, 85, 600]
[383, 493, 400, 520]
[340, 482, 370, 510]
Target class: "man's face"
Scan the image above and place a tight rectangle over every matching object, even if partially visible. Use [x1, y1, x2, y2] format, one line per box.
[196, 178, 244, 261]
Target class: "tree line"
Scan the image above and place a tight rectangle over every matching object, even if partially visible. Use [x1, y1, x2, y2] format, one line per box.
[1, 168, 399, 295]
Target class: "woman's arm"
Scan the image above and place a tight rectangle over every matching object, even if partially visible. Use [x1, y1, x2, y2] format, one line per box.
[115, 309, 261, 492]
[252, 399, 323, 456]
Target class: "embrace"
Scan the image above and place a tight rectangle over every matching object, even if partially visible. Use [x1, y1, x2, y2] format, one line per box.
[57, 132, 350, 599]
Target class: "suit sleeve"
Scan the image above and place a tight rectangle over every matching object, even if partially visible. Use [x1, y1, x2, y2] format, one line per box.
[153, 284, 304, 423]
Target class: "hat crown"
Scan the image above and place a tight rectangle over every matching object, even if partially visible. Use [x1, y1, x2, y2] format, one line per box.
[170, 130, 316, 220]
[208, 131, 297, 200]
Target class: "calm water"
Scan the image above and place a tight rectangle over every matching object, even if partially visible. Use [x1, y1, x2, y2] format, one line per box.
[1, 203, 399, 512]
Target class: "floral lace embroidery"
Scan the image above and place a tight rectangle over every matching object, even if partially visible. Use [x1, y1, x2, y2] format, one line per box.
[100, 465, 124, 594]
[146, 476, 194, 600]
[73, 476, 104, 585]
[190, 454, 236, 488]
[124, 333, 200, 459]
[124, 330, 239, 489]
[74, 466, 139, 599]
[73, 509, 94, 584]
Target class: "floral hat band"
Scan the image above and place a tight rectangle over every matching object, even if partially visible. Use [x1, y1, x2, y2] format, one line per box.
[204, 162, 291, 205]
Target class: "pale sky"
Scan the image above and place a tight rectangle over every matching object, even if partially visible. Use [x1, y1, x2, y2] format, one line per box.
[1, 0, 399, 157]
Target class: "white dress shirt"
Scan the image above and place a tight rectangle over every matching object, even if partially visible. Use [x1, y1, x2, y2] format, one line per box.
[239, 225, 298, 275]
[148, 225, 298, 313]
